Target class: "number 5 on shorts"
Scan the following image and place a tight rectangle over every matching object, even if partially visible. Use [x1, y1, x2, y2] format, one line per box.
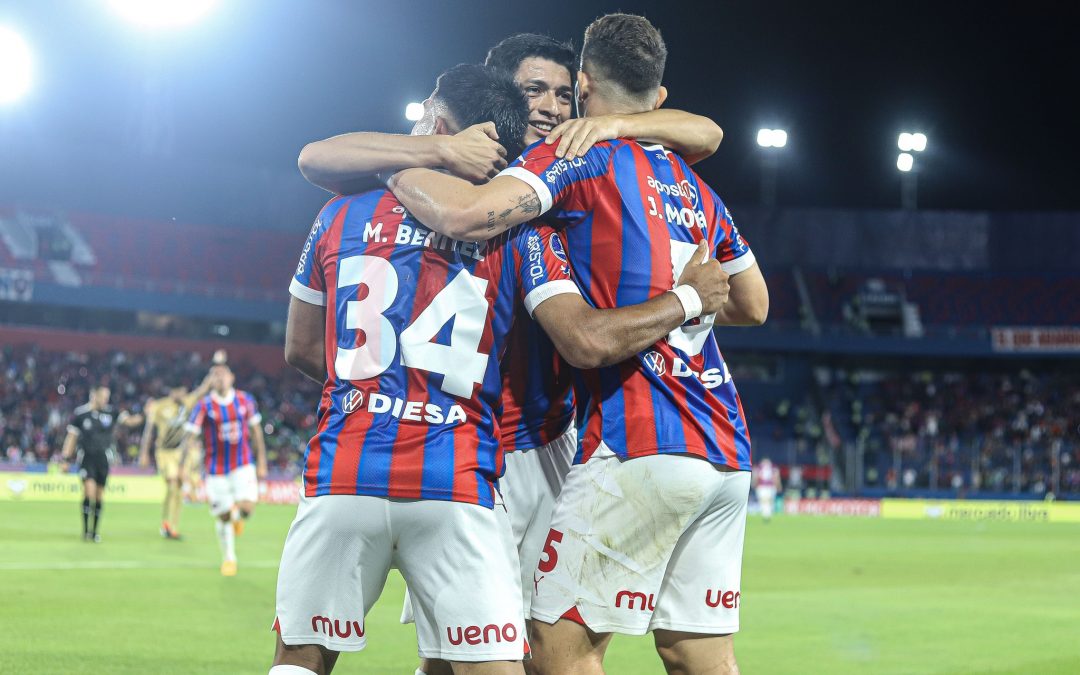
[538, 528, 564, 573]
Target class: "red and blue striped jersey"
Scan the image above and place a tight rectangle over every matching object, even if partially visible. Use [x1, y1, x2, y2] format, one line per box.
[501, 139, 756, 471]
[498, 306, 575, 453]
[289, 190, 576, 508]
[185, 390, 261, 476]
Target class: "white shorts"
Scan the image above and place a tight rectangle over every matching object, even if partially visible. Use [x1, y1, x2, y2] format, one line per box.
[205, 463, 258, 517]
[756, 486, 777, 516]
[275, 494, 526, 662]
[530, 446, 751, 636]
[401, 423, 577, 625]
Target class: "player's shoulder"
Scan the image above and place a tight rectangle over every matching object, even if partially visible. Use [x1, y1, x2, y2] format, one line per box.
[73, 403, 92, 416]
[313, 190, 394, 231]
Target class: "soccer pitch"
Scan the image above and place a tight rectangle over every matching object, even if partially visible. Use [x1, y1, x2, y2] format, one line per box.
[2, 502, 1079, 674]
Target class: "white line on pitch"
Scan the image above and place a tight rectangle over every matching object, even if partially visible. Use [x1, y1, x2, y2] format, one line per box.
[0, 560, 280, 571]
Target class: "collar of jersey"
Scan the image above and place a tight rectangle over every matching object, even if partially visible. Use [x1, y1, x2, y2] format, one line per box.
[210, 389, 236, 405]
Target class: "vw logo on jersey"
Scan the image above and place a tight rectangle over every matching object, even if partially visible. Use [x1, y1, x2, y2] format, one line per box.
[341, 389, 364, 414]
[644, 351, 666, 376]
[548, 233, 568, 264]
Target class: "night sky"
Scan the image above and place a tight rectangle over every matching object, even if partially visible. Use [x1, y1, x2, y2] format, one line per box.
[1, 0, 1077, 225]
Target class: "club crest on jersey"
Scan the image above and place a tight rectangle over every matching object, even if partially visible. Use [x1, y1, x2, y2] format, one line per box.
[644, 351, 666, 376]
[548, 233, 567, 263]
[341, 389, 364, 414]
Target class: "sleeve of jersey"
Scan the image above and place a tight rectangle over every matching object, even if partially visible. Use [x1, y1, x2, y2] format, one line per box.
[513, 223, 580, 317]
[496, 141, 611, 215]
[66, 415, 81, 437]
[713, 200, 757, 275]
[184, 401, 205, 435]
[245, 393, 263, 426]
[289, 199, 342, 306]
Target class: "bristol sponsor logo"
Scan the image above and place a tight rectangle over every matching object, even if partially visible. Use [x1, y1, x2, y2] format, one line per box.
[705, 589, 741, 609]
[311, 615, 365, 639]
[361, 392, 467, 425]
[525, 231, 555, 284]
[340, 389, 364, 414]
[644, 351, 666, 376]
[672, 357, 732, 390]
[544, 156, 585, 184]
[295, 218, 322, 276]
[446, 622, 519, 646]
[615, 590, 656, 611]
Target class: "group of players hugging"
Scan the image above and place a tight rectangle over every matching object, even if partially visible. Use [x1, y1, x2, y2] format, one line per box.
[258, 11, 762, 675]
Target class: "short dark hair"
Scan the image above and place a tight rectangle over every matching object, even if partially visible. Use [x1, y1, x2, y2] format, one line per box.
[484, 33, 576, 81]
[581, 13, 667, 99]
[434, 64, 530, 159]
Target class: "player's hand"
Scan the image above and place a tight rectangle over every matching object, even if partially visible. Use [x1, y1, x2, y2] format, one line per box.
[138, 454, 149, 469]
[545, 115, 624, 161]
[256, 465, 267, 482]
[442, 123, 508, 183]
[677, 241, 730, 315]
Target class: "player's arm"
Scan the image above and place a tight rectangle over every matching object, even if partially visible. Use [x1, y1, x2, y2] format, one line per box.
[59, 427, 78, 467]
[544, 109, 724, 164]
[249, 417, 268, 481]
[386, 170, 541, 242]
[532, 242, 729, 369]
[184, 372, 214, 407]
[711, 262, 769, 326]
[137, 401, 156, 469]
[118, 410, 144, 428]
[285, 296, 326, 383]
[298, 124, 508, 195]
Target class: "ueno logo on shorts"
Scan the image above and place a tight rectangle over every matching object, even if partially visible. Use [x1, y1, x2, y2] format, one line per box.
[615, 590, 656, 611]
[446, 623, 518, 646]
[311, 615, 365, 639]
[341, 389, 364, 414]
[705, 589, 741, 609]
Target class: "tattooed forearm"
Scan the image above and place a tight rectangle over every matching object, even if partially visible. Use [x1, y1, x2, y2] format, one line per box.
[488, 193, 541, 233]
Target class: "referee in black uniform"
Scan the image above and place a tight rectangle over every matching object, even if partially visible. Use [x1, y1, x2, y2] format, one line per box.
[60, 385, 142, 541]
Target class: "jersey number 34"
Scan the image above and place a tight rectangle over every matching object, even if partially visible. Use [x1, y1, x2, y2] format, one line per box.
[334, 255, 490, 399]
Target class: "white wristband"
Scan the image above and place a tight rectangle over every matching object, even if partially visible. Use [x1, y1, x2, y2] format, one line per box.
[669, 285, 703, 323]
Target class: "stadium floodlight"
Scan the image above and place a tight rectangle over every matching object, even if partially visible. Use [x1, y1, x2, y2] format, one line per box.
[0, 26, 33, 105]
[897, 152, 914, 172]
[757, 128, 788, 148]
[108, 0, 219, 29]
[899, 131, 927, 152]
[404, 101, 425, 122]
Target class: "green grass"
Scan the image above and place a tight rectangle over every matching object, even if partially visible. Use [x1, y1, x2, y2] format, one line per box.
[2, 501, 1079, 674]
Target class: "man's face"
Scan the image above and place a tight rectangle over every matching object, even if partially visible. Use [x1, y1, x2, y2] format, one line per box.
[213, 366, 235, 393]
[169, 387, 186, 403]
[513, 57, 573, 144]
[92, 387, 110, 408]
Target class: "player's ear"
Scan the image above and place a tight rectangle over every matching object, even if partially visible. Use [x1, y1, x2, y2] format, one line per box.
[654, 86, 668, 110]
[433, 115, 453, 136]
[576, 70, 590, 105]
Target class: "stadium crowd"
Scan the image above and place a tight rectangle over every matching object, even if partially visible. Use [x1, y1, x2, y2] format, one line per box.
[810, 367, 1080, 496]
[0, 347, 320, 474]
[4, 347, 1077, 497]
